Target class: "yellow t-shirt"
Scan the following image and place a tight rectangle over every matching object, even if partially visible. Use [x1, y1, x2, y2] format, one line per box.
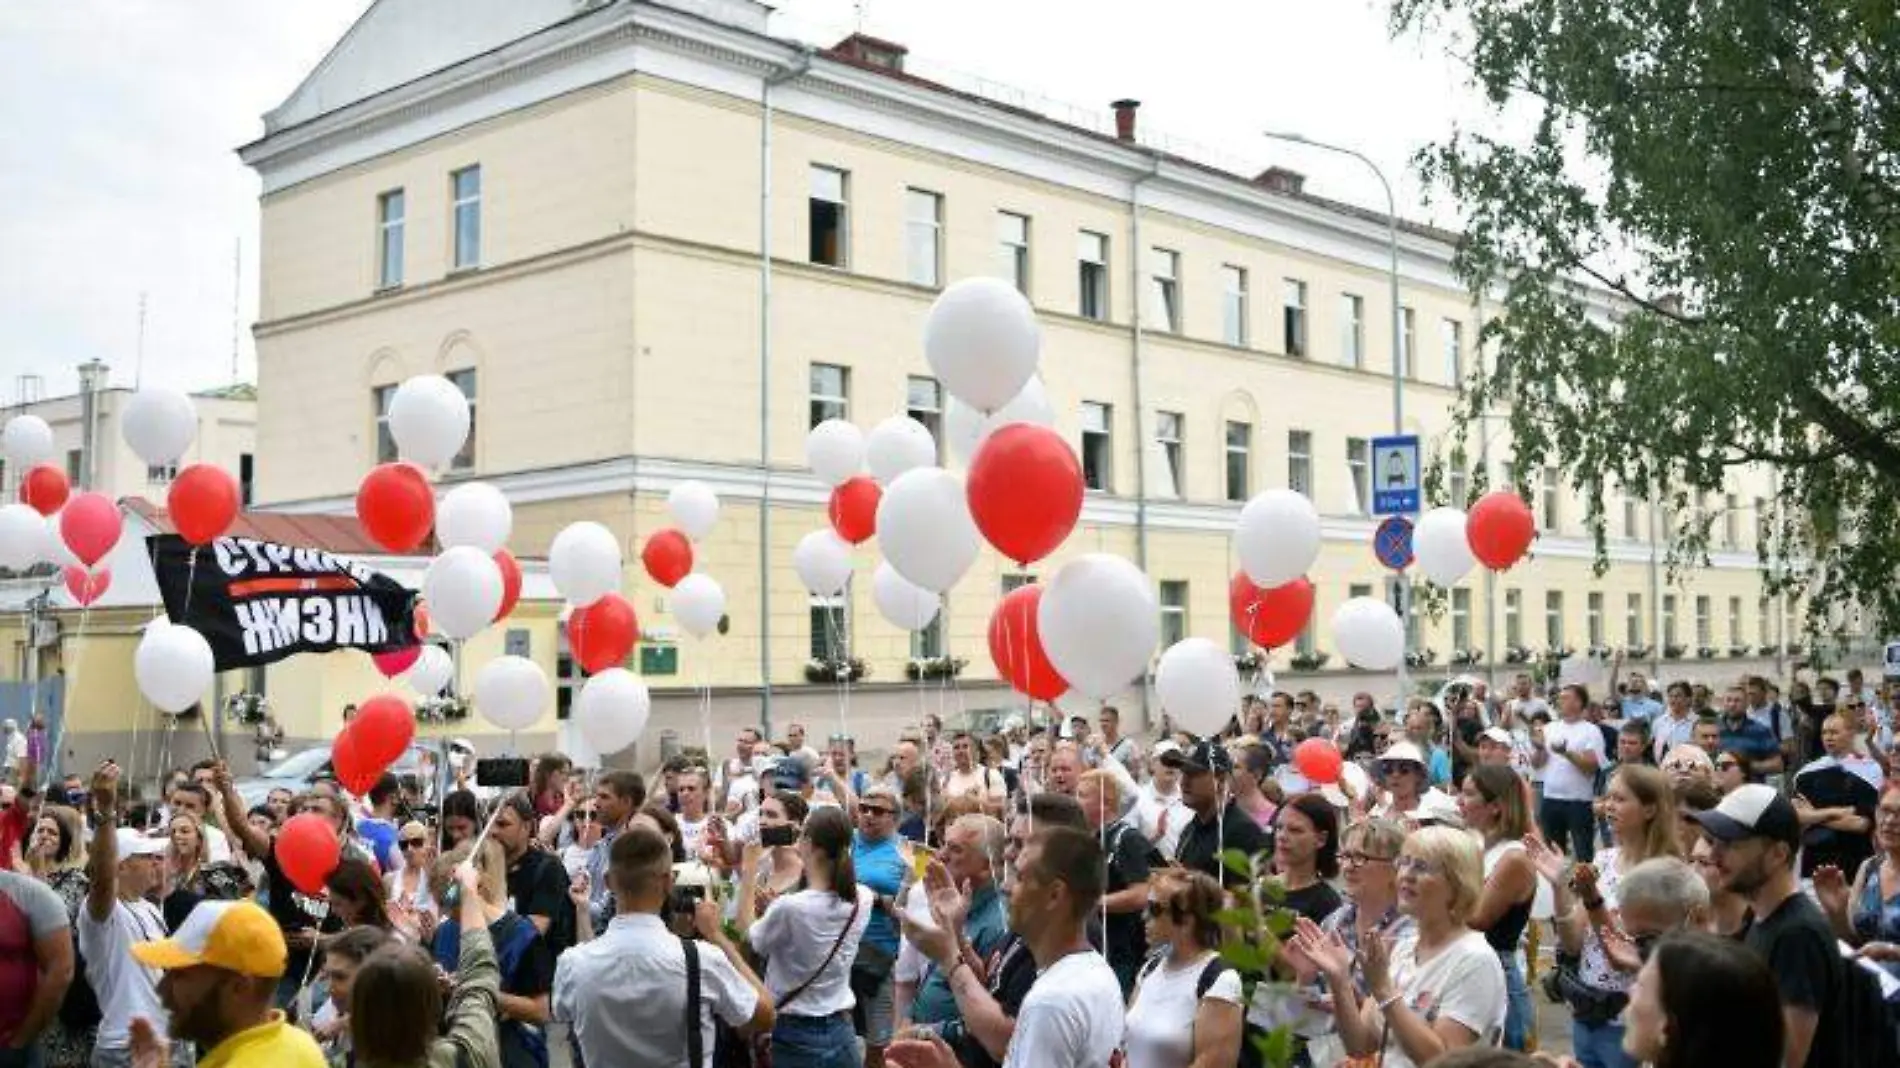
[199, 1012, 327, 1068]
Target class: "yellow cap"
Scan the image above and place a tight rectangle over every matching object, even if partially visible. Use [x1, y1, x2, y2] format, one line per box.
[130, 900, 288, 978]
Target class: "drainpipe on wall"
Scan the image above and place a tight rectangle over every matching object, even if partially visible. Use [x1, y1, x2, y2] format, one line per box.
[758, 47, 813, 742]
[1127, 143, 1160, 730]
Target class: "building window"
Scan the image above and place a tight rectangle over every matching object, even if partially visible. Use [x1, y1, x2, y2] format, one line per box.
[1350, 583, 1373, 601]
[1001, 573, 1036, 596]
[911, 615, 945, 659]
[1154, 411, 1183, 498]
[1662, 594, 1678, 648]
[1504, 589, 1522, 648]
[373, 384, 398, 464]
[1754, 496, 1768, 546]
[1624, 491, 1640, 539]
[1340, 293, 1365, 368]
[451, 165, 481, 270]
[1452, 588, 1472, 650]
[1441, 319, 1464, 383]
[905, 188, 942, 287]
[1587, 592, 1604, 647]
[65, 449, 81, 486]
[810, 597, 849, 662]
[1288, 430, 1313, 497]
[376, 189, 405, 289]
[239, 453, 254, 507]
[1758, 597, 1770, 645]
[1283, 279, 1307, 356]
[1224, 421, 1251, 503]
[1148, 248, 1179, 331]
[1723, 493, 1739, 547]
[1346, 437, 1371, 514]
[809, 166, 849, 267]
[446, 369, 477, 470]
[1221, 265, 1248, 346]
[1158, 581, 1188, 649]
[1295, 615, 1317, 656]
[1729, 597, 1743, 648]
[1627, 593, 1644, 646]
[1695, 595, 1711, 647]
[1400, 306, 1416, 379]
[1540, 467, 1560, 532]
[1078, 231, 1109, 320]
[810, 364, 849, 427]
[906, 376, 943, 462]
[1448, 466, 1470, 509]
[1080, 402, 1113, 491]
[147, 463, 178, 485]
[1546, 591, 1565, 648]
[998, 212, 1030, 294]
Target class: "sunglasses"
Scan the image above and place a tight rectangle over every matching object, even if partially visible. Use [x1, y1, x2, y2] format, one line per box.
[572, 810, 599, 823]
[859, 805, 895, 817]
[401, 838, 427, 849]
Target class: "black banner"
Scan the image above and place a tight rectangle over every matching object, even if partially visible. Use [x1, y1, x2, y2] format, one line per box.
[149, 534, 419, 670]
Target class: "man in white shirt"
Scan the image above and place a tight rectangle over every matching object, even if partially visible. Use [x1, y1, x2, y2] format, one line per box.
[1131, 741, 1190, 859]
[81, 763, 183, 1068]
[1650, 681, 1701, 763]
[676, 768, 713, 859]
[167, 780, 233, 863]
[554, 825, 772, 1068]
[942, 732, 1007, 817]
[1096, 706, 1142, 780]
[1503, 673, 1549, 728]
[1534, 684, 1605, 863]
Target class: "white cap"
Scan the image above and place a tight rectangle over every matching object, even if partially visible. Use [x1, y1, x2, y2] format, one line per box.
[1480, 727, 1514, 746]
[1405, 789, 1465, 828]
[1150, 740, 1182, 760]
[116, 828, 167, 860]
[1377, 740, 1427, 767]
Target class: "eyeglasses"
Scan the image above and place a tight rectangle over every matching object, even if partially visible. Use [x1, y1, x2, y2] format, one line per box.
[1715, 760, 1739, 771]
[1877, 808, 1900, 824]
[1395, 856, 1439, 877]
[859, 805, 895, 817]
[401, 838, 427, 849]
[1340, 851, 1395, 868]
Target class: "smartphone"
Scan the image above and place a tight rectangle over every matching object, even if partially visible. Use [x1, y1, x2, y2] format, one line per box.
[475, 757, 530, 788]
[761, 824, 797, 847]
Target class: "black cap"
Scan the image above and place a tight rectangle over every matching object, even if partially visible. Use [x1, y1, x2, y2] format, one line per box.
[1688, 784, 1800, 847]
[1158, 738, 1232, 776]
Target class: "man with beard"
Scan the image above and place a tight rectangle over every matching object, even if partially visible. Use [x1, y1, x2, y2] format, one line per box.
[126, 900, 324, 1066]
[1693, 784, 1848, 1068]
[1165, 739, 1271, 889]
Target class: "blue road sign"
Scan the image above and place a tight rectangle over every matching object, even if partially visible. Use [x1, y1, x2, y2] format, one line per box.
[1371, 433, 1422, 515]
[1374, 515, 1415, 571]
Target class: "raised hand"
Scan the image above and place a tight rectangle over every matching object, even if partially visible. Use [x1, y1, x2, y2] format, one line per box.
[1814, 864, 1851, 918]
[92, 761, 122, 813]
[922, 858, 969, 935]
[129, 1016, 170, 1068]
[568, 871, 591, 911]
[1362, 929, 1395, 1000]
[1523, 834, 1568, 886]
[1288, 915, 1352, 983]
[885, 1033, 959, 1068]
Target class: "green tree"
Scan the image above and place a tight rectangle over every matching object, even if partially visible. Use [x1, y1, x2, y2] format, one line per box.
[1393, 0, 1900, 647]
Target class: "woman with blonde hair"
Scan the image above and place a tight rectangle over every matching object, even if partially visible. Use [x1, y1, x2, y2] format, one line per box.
[385, 819, 439, 943]
[164, 809, 252, 902]
[1292, 824, 1507, 1068]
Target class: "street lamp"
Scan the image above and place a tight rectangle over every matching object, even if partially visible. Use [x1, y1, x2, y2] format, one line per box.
[1263, 130, 1408, 706]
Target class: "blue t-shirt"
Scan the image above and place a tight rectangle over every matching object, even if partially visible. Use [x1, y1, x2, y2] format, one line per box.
[1427, 746, 1453, 787]
[852, 832, 906, 953]
[358, 817, 399, 872]
[1718, 715, 1781, 763]
[1621, 696, 1663, 722]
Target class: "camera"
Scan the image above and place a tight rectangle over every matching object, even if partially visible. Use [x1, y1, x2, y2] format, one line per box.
[761, 824, 798, 848]
[668, 861, 716, 935]
[475, 757, 530, 788]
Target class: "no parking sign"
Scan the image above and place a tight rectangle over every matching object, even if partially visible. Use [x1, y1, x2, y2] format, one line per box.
[1374, 515, 1414, 571]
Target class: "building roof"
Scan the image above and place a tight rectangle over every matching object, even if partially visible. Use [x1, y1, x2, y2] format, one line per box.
[193, 383, 257, 401]
[123, 497, 426, 557]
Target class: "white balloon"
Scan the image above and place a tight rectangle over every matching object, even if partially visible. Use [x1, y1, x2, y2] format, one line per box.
[1414, 507, 1476, 587]
[865, 416, 938, 484]
[549, 522, 622, 607]
[923, 277, 1041, 412]
[672, 573, 727, 639]
[406, 645, 454, 697]
[668, 481, 720, 541]
[422, 547, 504, 640]
[1, 417, 53, 469]
[875, 468, 979, 593]
[574, 668, 652, 755]
[387, 375, 472, 469]
[805, 419, 865, 487]
[944, 376, 1054, 463]
[135, 622, 215, 714]
[1155, 637, 1243, 738]
[121, 389, 198, 466]
[1235, 490, 1322, 588]
[474, 655, 550, 730]
[792, 529, 853, 597]
[1331, 596, 1406, 671]
[436, 482, 513, 553]
[1037, 553, 1159, 701]
[871, 562, 940, 632]
[40, 515, 76, 569]
[0, 505, 45, 571]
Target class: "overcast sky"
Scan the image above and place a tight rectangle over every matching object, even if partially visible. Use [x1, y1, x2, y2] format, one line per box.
[0, 0, 1501, 400]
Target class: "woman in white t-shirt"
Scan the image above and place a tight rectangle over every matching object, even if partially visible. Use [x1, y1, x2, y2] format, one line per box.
[1291, 825, 1506, 1068]
[1123, 868, 1244, 1068]
[740, 805, 875, 1068]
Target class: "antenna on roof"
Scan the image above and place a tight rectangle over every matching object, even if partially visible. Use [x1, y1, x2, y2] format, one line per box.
[854, 0, 868, 33]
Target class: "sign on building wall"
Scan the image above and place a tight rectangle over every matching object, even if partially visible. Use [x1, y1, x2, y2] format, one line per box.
[149, 534, 419, 670]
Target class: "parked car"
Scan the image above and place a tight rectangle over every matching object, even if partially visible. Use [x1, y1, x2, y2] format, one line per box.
[232, 743, 434, 811]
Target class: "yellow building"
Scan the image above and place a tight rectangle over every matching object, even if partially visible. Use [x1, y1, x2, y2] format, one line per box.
[233, 0, 1792, 762]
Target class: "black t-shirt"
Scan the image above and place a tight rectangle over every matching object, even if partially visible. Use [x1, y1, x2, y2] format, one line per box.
[507, 847, 574, 956]
[1176, 800, 1273, 889]
[263, 839, 344, 979]
[948, 933, 1039, 1068]
[1794, 764, 1879, 879]
[1103, 820, 1153, 972]
[1746, 890, 1845, 1068]
[1280, 880, 1344, 926]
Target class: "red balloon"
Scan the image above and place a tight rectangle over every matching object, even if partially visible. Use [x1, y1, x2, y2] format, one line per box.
[966, 424, 1083, 565]
[1467, 490, 1536, 570]
[372, 646, 421, 678]
[168, 464, 240, 545]
[494, 549, 523, 620]
[352, 694, 416, 771]
[570, 592, 639, 674]
[276, 812, 341, 896]
[1294, 738, 1344, 785]
[827, 478, 882, 546]
[987, 585, 1068, 701]
[641, 529, 694, 588]
[1229, 573, 1315, 649]
[62, 565, 110, 607]
[20, 464, 69, 516]
[59, 492, 122, 567]
[330, 727, 379, 797]
[356, 463, 434, 553]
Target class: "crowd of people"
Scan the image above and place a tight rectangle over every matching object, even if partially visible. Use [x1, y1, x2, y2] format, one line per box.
[3, 666, 1900, 1068]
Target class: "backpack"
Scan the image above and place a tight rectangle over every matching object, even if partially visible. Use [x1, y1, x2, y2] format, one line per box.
[1839, 952, 1900, 1068]
[1134, 951, 1267, 1068]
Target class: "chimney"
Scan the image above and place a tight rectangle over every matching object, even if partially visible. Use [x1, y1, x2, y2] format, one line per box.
[1256, 166, 1306, 195]
[830, 33, 908, 72]
[75, 359, 108, 491]
[1112, 99, 1140, 142]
